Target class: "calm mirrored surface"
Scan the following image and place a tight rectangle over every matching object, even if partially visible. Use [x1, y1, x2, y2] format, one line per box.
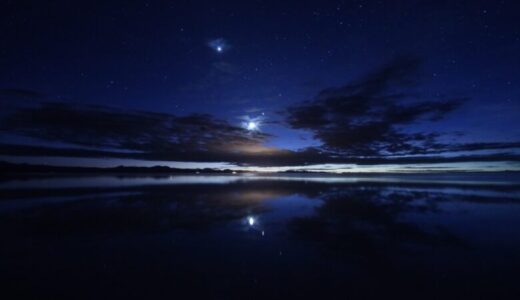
[1, 173, 520, 299]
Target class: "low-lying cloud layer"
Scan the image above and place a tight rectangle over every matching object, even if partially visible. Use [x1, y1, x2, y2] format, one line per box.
[0, 101, 288, 164]
[1, 56, 519, 169]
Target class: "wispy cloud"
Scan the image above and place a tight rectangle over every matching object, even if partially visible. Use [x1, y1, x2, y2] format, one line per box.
[1, 56, 519, 169]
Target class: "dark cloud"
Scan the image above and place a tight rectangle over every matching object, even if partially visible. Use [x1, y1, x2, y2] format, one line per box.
[447, 142, 520, 152]
[1, 142, 519, 167]
[286, 56, 465, 156]
[0, 102, 278, 162]
[0, 97, 518, 167]
[1, 55, 519, 169]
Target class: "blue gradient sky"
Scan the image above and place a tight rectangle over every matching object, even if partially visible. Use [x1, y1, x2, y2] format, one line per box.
[1, 0, 519, 172]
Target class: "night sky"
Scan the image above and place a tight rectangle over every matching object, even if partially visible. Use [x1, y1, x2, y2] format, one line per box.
[1, 0, 519, 172]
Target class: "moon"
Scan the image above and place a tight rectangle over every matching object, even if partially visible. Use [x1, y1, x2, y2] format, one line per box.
[246, 121, 257, 131]
[241, 115, 264, 132]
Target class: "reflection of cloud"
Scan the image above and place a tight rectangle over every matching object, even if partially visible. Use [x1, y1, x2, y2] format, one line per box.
[0, 182, 280, 236]
[1, 177, 519, 298]
[289, 187, 470, 261]
[1, 177, 518, 239]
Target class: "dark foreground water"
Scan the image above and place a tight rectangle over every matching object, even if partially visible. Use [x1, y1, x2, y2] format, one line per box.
[1, 173, 520, 299]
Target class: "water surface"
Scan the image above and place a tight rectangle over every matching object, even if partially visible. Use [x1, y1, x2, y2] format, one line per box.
[1, 173, 520, 299]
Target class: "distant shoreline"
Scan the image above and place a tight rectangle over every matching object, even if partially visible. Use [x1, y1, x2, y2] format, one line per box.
[1, 161, 519, 176]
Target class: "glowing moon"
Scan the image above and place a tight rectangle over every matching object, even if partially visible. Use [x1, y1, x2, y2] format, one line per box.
[246, 121, 257, 131]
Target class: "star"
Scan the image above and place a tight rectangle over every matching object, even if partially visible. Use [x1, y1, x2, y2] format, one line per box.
[208, 38, 228, 53]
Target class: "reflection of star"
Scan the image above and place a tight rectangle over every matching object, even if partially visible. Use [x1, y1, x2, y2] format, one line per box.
[208, 38, 228, 53]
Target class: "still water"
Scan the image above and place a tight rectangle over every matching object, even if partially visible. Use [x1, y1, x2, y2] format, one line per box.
[1, 173, 520, 299]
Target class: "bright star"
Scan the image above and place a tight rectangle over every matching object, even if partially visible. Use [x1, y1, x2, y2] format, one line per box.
[248, 217, 255, 226]
[208, 38, 228, 53]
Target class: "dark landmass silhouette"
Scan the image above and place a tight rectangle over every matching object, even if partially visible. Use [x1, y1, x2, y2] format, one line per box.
[0, 161, 245, 175]
[1, 161, 519, 176]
